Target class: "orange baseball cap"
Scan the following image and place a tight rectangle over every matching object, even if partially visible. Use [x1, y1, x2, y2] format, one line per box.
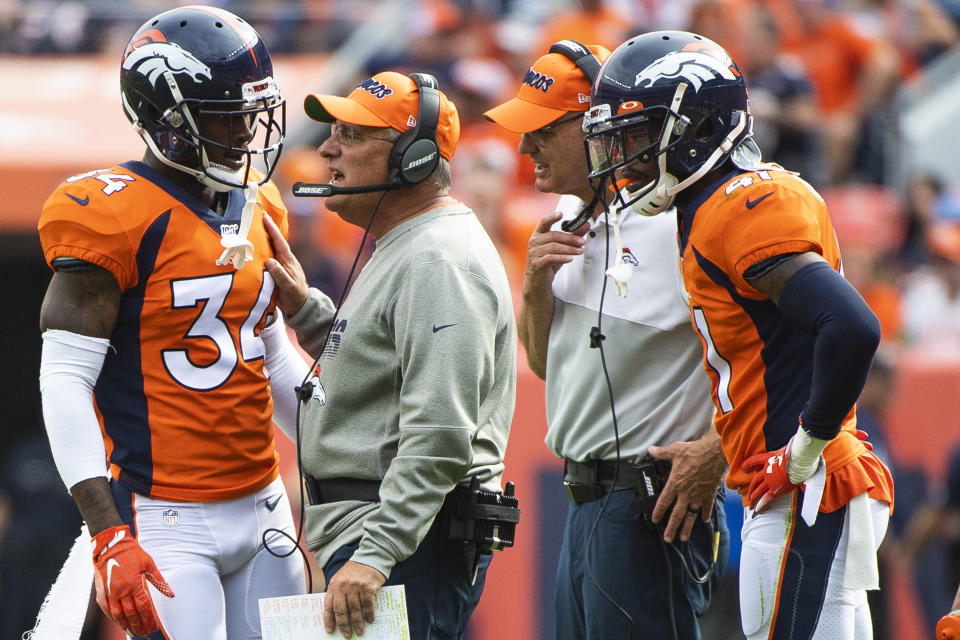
[304, 71, 460, 160]
[483, 44, 610, 133]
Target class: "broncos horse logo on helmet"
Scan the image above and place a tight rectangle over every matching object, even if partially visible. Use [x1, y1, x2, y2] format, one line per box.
[119, 6, 285, 192]
[122, 42, 213, 88]
[634, 50, 739, 92]
[583, 31, 757, 217]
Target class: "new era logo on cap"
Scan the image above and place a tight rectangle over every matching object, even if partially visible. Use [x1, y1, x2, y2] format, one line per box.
[484, 43, 611, 134]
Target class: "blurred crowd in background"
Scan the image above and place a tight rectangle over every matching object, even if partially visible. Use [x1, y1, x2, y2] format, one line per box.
[5, 0, 960, 638]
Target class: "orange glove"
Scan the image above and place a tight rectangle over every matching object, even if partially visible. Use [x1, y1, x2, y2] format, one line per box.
[937, 611, 960, 639]
[91, 524, 174, 637]
[742, 444, 798, 513]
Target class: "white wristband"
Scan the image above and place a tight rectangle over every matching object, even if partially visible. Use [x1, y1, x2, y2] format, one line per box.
[787, 424, 830, 484]
[261, 314, 309, 442]
[39, 330, 111, 491]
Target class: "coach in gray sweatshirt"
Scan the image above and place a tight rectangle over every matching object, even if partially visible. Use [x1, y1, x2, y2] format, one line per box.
[264, 71, 517, 640]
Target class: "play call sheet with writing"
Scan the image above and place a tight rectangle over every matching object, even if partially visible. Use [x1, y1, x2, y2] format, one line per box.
[259, 584, 409, 640]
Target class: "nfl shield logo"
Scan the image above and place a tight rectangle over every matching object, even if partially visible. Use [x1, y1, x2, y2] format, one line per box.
[162, 509, 180, 527]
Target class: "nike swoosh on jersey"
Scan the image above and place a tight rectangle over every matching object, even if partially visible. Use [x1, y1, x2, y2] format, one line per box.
[265, 495, 282, 511]
[433, 323, 457, 333]
[106, 558, 120, 593]
[66, 193, 90, 206]
[745, 192, 773, 210]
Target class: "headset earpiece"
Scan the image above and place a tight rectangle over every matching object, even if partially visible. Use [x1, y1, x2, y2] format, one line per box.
[548, 39, 601, 86]
[388, 72, 441, 186]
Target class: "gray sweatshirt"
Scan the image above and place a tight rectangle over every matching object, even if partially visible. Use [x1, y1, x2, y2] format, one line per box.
[286, 201, 517, 577]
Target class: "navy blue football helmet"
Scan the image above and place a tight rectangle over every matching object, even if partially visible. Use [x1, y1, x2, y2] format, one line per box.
[584, 31, 753, 215]
[120, 6, 285, 191]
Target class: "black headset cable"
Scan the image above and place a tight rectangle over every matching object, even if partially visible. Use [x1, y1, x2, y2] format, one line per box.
[261, 189, 391, 593]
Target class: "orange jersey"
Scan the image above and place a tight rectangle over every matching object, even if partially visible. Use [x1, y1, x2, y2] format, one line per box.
[38, 161, 290, 502]
[678, 167, 892, 512]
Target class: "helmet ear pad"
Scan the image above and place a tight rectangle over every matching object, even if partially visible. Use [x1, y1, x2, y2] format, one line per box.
[664, 103, 745, 179]
[387, 73, 441, 186]
[140, 103, 197, 165]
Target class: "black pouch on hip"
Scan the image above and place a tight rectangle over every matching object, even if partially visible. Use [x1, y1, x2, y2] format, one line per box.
[630, 455, 672, 524]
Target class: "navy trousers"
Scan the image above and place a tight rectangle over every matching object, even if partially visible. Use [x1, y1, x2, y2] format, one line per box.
[555, 489, 729, 640]
[324, 517, 492, 640]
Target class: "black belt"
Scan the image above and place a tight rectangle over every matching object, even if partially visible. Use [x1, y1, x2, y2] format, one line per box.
[563, 459, 636, 505]
[304, 476, 381, 505]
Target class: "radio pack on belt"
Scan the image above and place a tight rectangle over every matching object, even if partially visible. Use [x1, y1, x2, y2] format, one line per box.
[305, 473, 520, 583]
[630, 455, 672, 524]
[440, 476, 520, 583]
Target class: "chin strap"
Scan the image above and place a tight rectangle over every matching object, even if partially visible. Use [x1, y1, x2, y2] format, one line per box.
[217, 181, 258, 269]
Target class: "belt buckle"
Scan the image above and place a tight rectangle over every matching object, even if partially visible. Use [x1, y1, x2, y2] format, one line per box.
[563, 481, 603, 505]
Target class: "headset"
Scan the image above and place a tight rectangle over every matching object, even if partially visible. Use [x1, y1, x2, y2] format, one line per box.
[292, 72, 442, 197]
[548, 39, 602, 86]
[545, 40, 606, 233]
[390, 72, 441, 186]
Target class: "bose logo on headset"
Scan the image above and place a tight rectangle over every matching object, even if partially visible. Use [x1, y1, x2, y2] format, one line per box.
[405, 151, 437, 171]
[388, 72, 442, 186]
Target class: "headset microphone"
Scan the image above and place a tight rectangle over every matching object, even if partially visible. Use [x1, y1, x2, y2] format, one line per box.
[291, 179, 404, 197]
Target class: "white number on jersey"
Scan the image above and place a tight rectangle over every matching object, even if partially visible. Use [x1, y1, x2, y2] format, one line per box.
[161, 271, 274, 391]
[66, 168, 135, 195]
[691, 306, 734, 413]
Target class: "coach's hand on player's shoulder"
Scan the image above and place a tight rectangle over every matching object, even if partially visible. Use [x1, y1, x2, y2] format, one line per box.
[649, 431, 727, 543]
[263, 213, 310, 316]
[91, 524, 174, 637]
[324, 560, 387, 639]
[523, 210, 587, 294]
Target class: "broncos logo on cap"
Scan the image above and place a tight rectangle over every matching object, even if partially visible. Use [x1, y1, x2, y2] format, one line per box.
[635, 51, 737, 93]
[122, 42, 212, 88]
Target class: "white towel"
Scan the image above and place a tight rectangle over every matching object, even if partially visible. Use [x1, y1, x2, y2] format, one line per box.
[842, 492, 880, 590]
[24, 527, 93, 640]
[800, 459, 826, 526]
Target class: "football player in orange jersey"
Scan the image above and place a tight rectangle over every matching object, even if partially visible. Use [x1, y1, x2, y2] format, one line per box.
[36, 7, 307, 639]
[583, 31, 893, 639]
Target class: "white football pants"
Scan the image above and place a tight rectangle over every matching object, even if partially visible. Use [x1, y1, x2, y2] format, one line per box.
[739, 491, 889, 640]
[131, 476, 305, 639]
